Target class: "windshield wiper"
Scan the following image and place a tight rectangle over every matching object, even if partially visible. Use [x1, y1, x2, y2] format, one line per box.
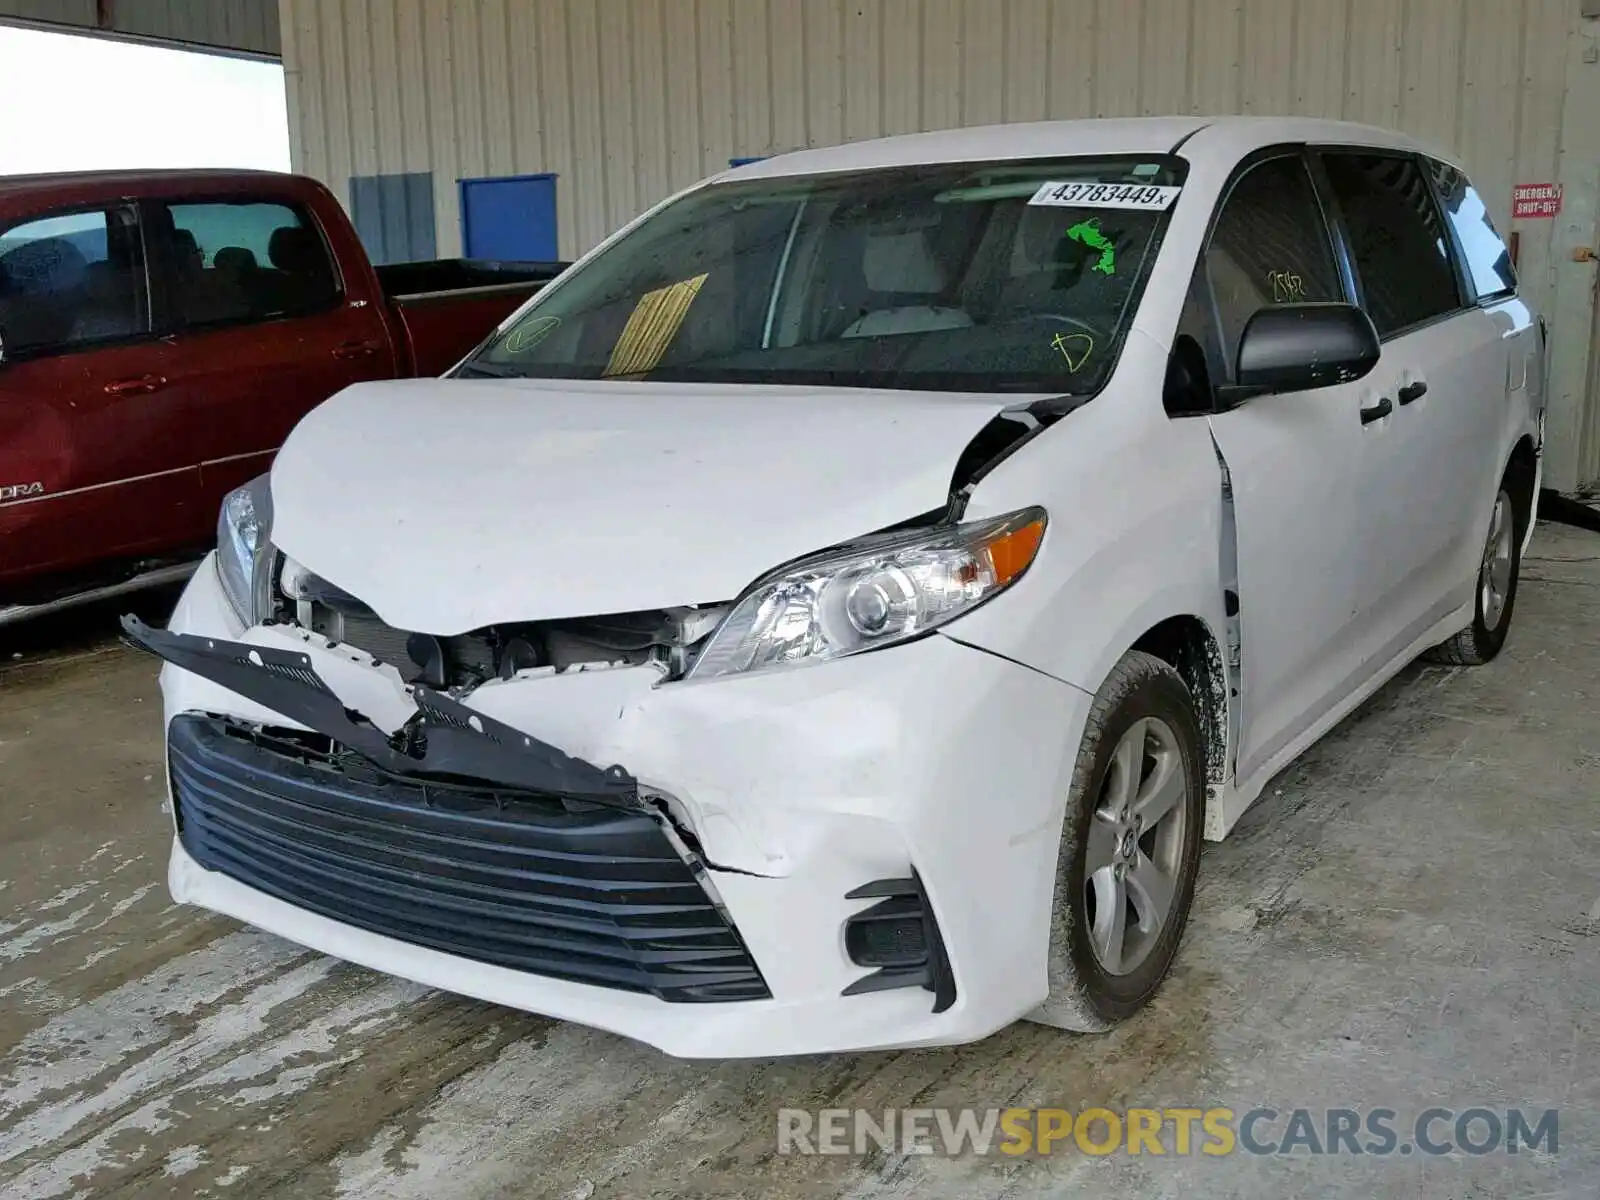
[452, 360, 525, 379]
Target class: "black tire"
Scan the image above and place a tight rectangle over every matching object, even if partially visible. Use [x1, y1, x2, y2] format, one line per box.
[1424, 483, 1521, 667]
[1028, 650, 1205, 1033]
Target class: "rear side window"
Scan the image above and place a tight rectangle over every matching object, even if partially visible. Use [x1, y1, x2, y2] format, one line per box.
[159, 200, 340, 328]
[1427, 160, 1516, 302]
[1318, 153, 1462, 337]
[1204, 155, 1343, 375]
[0, 207, 149, 358]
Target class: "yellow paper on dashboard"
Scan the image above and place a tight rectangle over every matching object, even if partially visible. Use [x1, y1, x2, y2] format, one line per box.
[603, 272, 709, 377]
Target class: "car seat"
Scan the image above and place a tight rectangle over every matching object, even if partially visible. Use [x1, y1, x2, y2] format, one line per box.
[839, 230, 973, 338]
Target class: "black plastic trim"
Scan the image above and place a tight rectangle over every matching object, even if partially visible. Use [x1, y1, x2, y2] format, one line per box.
[841, 872, 957, 1013]
[1416, 154, 1480, 311]
[1168, 121, 1213, 154]
[121, 615, 637, 806]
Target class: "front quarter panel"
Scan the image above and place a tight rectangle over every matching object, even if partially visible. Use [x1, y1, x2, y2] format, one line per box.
[952, 341, 1229, 707]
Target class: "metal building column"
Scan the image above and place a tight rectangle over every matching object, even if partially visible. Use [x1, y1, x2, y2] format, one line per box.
[1545, 5, 1600, 491]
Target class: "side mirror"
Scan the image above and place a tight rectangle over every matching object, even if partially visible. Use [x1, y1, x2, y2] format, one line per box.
[1228, 302, 1380, 400]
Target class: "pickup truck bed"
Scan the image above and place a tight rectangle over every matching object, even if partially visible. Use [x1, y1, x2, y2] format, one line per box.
[0, 169, 565, 619]
[379, 259, 565, 377]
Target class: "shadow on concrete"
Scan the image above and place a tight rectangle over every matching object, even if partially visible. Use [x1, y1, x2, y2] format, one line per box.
[0, 584, 185, 673]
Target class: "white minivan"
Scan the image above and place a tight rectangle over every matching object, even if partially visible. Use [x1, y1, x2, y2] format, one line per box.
[128, 117, 1544, 1058]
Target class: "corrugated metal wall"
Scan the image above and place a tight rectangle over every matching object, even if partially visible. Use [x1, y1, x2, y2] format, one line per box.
[282, 0, 1573, 297]
[0, 0, 97, 27]
[275, 0, 1569, 253]
[0, 0, 279, 56]
[114, 0, 280, 56]
[281, 0, 1597, 483]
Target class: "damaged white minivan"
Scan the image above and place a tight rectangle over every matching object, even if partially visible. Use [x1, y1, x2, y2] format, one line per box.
[128, 116, 1544, 1058]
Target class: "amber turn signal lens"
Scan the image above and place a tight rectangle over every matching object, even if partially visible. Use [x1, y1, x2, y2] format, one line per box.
[982, 517, 1046, 586]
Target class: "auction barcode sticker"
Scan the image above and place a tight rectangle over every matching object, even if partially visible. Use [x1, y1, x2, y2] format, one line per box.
[1029, 181, 1182, 210]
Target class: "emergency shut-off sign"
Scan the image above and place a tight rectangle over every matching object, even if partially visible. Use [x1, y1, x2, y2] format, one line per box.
[1512, 183, 1563, 219]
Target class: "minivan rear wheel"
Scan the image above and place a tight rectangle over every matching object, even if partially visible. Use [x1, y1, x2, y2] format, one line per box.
[1028, 651, 1204, 1033]
[1424, 484, 1521, 667]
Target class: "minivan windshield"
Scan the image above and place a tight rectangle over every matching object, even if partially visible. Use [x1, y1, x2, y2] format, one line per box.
[464, 155, 1186, 393]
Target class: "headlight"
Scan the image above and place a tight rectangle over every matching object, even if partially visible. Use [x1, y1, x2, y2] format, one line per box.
[216, 475, 274, 625]
[689, 507, 1046, 680]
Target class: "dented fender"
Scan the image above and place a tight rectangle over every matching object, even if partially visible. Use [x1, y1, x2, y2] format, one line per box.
[945, 341, 1233, 706]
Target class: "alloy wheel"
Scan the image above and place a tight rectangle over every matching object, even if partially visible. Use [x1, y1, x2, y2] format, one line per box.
[1480, 490, 1515, 632]
[1083, 717, 1189, 976]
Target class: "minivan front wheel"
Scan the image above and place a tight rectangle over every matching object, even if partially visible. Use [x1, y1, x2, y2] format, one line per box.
[1029, 651, 1204, 1033]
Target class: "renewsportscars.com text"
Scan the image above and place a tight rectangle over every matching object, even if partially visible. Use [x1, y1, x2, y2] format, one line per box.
[777, 1106, 1559, 1158]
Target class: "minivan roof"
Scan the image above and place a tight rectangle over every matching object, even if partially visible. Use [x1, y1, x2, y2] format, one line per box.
[721, 115, 1439, 180]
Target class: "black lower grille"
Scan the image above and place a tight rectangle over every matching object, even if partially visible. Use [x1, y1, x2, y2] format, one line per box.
[168, 714, 769, 1002]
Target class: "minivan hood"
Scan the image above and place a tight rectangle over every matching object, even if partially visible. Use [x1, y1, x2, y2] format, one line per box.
[269, 378, 1019, 634]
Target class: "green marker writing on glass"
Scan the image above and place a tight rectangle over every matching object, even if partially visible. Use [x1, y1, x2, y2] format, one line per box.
[1066, 218, 1116, 276]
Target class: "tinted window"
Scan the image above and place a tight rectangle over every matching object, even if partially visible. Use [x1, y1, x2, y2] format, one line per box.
[1428, 159, 1516, 301]
[1204, 155, 1343, 373]
[161, 200, 339, 327]
[0, 208, 148, 357]
[1319, 153, 1462, 336]
[467, 156, 1185, 393]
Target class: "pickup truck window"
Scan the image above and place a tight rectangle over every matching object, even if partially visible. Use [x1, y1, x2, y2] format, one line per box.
[468, 156, 1185, 393]
[158, 200, 340, 328]
[0, 207, 148, 357]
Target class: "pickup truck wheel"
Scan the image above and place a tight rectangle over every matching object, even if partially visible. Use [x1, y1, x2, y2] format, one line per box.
[1028, 651, 1204, 1033]
[1424, 485, 1520, 667]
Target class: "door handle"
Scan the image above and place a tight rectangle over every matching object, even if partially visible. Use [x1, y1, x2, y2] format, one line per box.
[1360, 396, 1393, 425]
[1397, 381, 1429, 406]
[332, 340, 384, 360]
[104, 374, 167, 396]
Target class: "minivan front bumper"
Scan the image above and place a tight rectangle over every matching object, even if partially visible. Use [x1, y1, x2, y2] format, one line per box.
[150, 555, 1091, 1057]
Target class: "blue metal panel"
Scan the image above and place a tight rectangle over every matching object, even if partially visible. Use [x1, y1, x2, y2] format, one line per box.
[349, 172, 437, 266]
[729, 157, 766, 167]
[458, 174, 559, 262]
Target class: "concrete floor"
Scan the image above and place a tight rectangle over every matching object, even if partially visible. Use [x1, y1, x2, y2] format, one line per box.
[1, 527, 1596, 1200]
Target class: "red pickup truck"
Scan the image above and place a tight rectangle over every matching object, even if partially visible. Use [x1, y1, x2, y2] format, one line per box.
[0, 169, 563, 623]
